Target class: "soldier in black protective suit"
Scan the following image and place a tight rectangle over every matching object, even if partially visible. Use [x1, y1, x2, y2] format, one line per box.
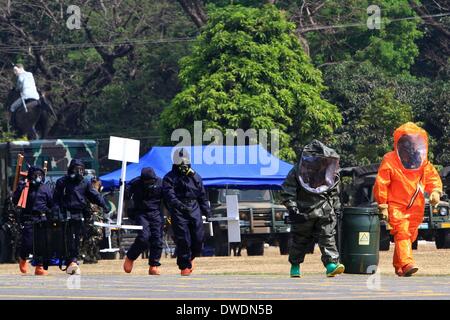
[123, 167, 164, 275]
[13, 166, 53, 275]
[52, 159, 108, 275]
[162, 149, 211, 276]
[281, 140, 345, 278]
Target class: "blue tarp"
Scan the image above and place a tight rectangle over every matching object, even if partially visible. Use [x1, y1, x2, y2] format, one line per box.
[100, 145, 293, 190]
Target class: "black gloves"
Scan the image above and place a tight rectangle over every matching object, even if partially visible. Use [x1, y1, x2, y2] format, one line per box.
[288, 206, 300, 216]
[286, 206, 307, 224]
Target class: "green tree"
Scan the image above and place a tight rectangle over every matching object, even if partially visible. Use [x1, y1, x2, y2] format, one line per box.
[161, 4, 341, 160]
[0, 0, 195, 138]
[354, 88, 412, 164]
[355, 0, 423, 75]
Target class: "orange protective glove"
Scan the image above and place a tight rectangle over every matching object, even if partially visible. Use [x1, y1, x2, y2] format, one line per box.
[378, 204, 389, 222]
[430, 190, 441, 207]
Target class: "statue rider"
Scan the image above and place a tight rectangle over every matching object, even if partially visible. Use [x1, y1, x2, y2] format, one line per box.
[9, 64, 40, 127]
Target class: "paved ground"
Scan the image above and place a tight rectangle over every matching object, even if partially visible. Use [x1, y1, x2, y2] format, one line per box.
[0, 243, 449, 300]
[0, 273, 449, 300]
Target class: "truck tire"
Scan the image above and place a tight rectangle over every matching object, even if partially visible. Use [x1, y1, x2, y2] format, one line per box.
[379, 227, 390, 251]
[435, 230, 450, 249]
[213, 229, 229, 256]
[412, 239, 418, 250]
[246, 241, 264, 256]
[214, 242, 229, 257]
[278, 233, 291, 255]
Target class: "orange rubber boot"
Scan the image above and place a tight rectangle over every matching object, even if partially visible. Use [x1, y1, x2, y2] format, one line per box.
[35, 266, 48, 276]
[19, 258, 28, 274]
[402, 264, 418, 277]
[123, 257, 134, 273]
[181, 268, 192, 276]
[149, 266, 161, 275]
[395, 267, 404, 277]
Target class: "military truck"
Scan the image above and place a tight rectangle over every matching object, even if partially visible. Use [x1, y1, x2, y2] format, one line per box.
[207, 188, 290, 256]
[341, 164, 450, 250]
[442, 167, 450, 197]
[0, 139, 100, 263]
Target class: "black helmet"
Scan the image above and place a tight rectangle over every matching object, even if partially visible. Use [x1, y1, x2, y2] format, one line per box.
[68, 159, 85, 181]
[172, 148, 191, 165]
[172, 148, 194, 176]
[28, 166, 45, 186]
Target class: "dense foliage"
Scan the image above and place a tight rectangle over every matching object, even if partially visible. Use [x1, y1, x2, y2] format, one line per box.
[160, 5, 341, 160]
[0, 0, 448, 168]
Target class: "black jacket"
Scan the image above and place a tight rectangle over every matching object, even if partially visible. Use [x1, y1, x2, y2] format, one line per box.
[162, 169, 211, 217]
[126, 176, 163, 213]
[53, 175, 107, 219]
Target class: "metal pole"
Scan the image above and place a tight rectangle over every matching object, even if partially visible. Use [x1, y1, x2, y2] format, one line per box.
[116, 144, 127, 227]
[108, 232, 112, 250]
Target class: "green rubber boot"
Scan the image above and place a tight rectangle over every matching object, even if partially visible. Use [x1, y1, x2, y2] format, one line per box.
[326, 263, 345, 277]
[290, 264, 301, 278]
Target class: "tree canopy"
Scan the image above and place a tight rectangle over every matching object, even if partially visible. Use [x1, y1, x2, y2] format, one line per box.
[0, 0, 448, 170]
[161, 4, 341, 160]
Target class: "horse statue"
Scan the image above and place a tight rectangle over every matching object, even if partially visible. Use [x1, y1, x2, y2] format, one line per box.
[4, 88, 57, 140]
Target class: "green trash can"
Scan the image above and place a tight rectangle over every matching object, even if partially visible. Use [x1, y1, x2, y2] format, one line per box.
[340, 207, 380, 274]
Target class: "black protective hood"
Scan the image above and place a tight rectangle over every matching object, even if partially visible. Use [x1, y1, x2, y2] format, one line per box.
[141, 167, 157, 181]
[297, 140, 340, 194]
[27, 166, 45, 178]
[300, 140, 340, 160]
[68, 159, 85, 171]
[172, 148, 191, 165]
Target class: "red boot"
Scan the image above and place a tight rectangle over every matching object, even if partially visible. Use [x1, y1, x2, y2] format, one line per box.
[19, 258, 28, 274]
[123, 257, 134, 273]
[149, 266, 161, 275]
[35, 265, 48, 276]
[181, 268, 192, 276]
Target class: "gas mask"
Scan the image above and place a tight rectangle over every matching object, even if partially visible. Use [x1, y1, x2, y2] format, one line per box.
[298, 156, 339, 194]
[172, 148, 194, 176]
[396, 134, 426, 170]
[69, 165, 85, 181]
[30, 172, 44, 187]
[176, 163, 194, 176]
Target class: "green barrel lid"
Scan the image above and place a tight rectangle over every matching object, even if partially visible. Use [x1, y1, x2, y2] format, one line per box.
[343, 206, 378, 215]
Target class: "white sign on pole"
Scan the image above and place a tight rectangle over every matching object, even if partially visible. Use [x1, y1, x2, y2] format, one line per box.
[95, 136, 143, 231]
[108, 136, 140, 163]
[208, 194, 241, 246]
[226, 195, 241, 243]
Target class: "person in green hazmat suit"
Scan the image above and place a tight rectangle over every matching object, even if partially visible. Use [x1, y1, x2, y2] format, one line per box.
[281, 140, 345, 278]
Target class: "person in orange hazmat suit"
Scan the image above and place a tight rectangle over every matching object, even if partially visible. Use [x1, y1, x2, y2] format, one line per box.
[373, 122, 442, 277]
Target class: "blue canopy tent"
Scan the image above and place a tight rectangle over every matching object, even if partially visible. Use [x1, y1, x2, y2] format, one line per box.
[100, 145, 293, 190]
